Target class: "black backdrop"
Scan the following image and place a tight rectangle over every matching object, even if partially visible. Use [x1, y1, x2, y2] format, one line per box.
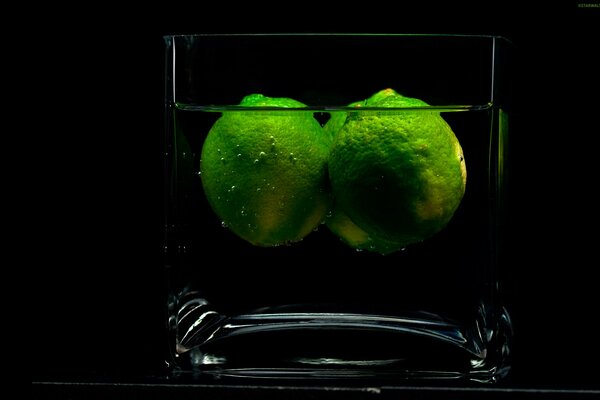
[35, 3, 599, 390]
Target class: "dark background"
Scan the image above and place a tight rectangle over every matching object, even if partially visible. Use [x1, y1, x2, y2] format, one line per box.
[35, 2, 599, 392]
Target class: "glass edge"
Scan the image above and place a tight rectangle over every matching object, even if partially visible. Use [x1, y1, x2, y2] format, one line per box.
[162, 33, 510, 42]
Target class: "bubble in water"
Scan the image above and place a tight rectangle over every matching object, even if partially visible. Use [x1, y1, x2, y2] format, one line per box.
[237, 153, 242, 158]
[259, 151, 266, 158]
[220, 157, 226, 162]
[256, 187, 261, 191]
[221, 221, 228, 228]
[355, 248, 363, 252]
[231, 185, 236, 191]
[190, 348, 203, 368]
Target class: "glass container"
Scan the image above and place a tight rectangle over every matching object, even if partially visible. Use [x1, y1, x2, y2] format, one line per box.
[164, 34, 513, 383]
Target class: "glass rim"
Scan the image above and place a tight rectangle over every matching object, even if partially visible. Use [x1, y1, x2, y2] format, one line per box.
[163, 33, 512, 44]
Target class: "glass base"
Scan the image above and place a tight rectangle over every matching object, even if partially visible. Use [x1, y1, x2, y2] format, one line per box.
[171, 302, 512, 383]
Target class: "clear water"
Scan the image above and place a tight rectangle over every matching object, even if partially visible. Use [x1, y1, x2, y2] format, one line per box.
[165, 104, 511, 382]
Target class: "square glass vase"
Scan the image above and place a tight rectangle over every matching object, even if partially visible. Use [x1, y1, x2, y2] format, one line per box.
[164, 34, 513, 383]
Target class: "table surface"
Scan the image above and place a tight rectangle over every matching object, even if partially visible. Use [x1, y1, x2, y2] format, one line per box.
[32, 381, 600, 400]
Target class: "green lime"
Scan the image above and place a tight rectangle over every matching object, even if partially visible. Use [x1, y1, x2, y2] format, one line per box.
[200, 94, 331, 247]
[325, 202, 403, 254]
[326, 89, 467, 254]
[323, 100, 365, 139]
